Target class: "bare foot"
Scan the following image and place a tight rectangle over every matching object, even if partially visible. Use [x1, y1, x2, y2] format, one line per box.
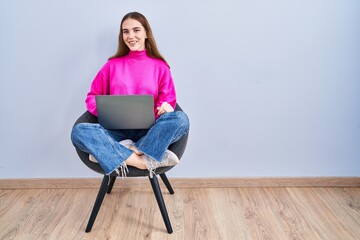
[129, 145, 143, 155]
[125, 153, 147, 169]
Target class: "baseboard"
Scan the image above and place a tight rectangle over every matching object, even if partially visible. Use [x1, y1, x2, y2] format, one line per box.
[0, 177, 359, 190]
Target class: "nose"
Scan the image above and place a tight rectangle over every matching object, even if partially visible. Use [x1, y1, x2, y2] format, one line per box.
[128, 30, 135, 39]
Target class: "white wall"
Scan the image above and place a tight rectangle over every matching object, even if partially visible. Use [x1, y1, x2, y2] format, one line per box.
[0, 0, 359, 178]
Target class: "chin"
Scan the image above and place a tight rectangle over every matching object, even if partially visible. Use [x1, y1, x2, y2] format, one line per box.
[127, 45, 145, 52]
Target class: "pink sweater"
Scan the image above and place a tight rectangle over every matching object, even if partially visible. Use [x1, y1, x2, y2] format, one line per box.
[85, 50, 176, 117]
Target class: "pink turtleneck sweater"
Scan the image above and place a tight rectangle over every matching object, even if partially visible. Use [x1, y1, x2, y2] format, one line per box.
[85, 50, 176, 117]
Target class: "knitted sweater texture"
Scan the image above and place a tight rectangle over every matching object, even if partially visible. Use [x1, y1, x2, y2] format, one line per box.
[85, 50, 176, 117]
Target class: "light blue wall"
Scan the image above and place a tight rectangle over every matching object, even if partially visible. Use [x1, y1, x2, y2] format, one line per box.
[1, 0, 359, 178]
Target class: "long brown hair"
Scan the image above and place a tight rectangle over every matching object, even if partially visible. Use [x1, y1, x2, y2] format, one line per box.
[109, 12, 169, 66]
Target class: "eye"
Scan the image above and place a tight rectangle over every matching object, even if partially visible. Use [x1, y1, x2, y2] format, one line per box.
[122, 30, 129, 34]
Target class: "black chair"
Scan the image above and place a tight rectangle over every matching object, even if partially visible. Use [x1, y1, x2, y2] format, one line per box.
[72, 104, 188, 234]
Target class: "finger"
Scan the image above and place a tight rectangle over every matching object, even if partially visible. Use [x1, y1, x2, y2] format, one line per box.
[166, 105, 174, 112]
[157, 102, 173, 115]
[157, 106, 165, 115]
[157, 103, 166, 112]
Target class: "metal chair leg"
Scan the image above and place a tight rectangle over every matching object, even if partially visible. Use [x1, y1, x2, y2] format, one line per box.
[149, 176, 173, 234]
[160, 173, 174, 194]
[85, 175, 110, 232]
[107, 176, 117, 194]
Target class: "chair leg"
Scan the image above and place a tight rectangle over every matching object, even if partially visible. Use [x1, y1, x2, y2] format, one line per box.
[149, 176, 173, 234]
[107, 175, 117, 194]
[85, 175, 110, 233]
[159, 173, 174, 194]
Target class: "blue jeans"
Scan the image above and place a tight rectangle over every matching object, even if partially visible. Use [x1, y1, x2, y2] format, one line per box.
[71, 111, 190, 175]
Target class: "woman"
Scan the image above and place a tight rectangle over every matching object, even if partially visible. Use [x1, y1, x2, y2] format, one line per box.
[71, 12, 189, 177]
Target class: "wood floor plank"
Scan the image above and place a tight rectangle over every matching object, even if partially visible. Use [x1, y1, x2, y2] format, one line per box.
[286, 188, 357, 240]
[208, 188, 252, 239]
[0, 190, 22, 239]
[88, 188, 156, 239]
[1, 186, 360, 239]
[47, 189, 95, 240]
[314, 188, 360, 239]
[326, 188, 360, 225]
[264, 187, 323, 240]
[236, 187, 288, 240]
[0, 189, 46, 240]
[182, 188, 220, 240]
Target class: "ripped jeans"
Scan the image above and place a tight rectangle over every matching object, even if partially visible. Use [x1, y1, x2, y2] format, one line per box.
[71, 111, 190, 175]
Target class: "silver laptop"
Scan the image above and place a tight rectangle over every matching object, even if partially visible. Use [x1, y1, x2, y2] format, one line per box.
[95, 95, 155, 129]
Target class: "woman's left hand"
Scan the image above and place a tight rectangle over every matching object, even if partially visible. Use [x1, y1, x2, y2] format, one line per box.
[157, 102, 174, 116]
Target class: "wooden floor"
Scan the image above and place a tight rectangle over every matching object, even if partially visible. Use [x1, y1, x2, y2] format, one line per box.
[0, 180, 359, 240]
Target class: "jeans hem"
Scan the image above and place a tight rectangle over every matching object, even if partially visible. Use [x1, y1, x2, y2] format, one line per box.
[108, 161, 129, 177]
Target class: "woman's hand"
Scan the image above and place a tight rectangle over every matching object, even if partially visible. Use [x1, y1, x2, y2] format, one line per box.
[157, 102, 174, 116]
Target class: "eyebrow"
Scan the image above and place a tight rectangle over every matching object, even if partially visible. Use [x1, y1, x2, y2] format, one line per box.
[122, 26, 142, 31]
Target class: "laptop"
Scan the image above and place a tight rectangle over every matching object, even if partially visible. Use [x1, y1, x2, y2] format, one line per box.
[95, 95, 155, 129]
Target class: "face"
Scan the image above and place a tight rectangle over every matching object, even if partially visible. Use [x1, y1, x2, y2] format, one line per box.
[122, 18, 147, 51]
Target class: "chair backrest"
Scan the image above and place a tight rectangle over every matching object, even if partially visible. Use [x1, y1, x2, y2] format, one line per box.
[72, 104, 189, 175]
